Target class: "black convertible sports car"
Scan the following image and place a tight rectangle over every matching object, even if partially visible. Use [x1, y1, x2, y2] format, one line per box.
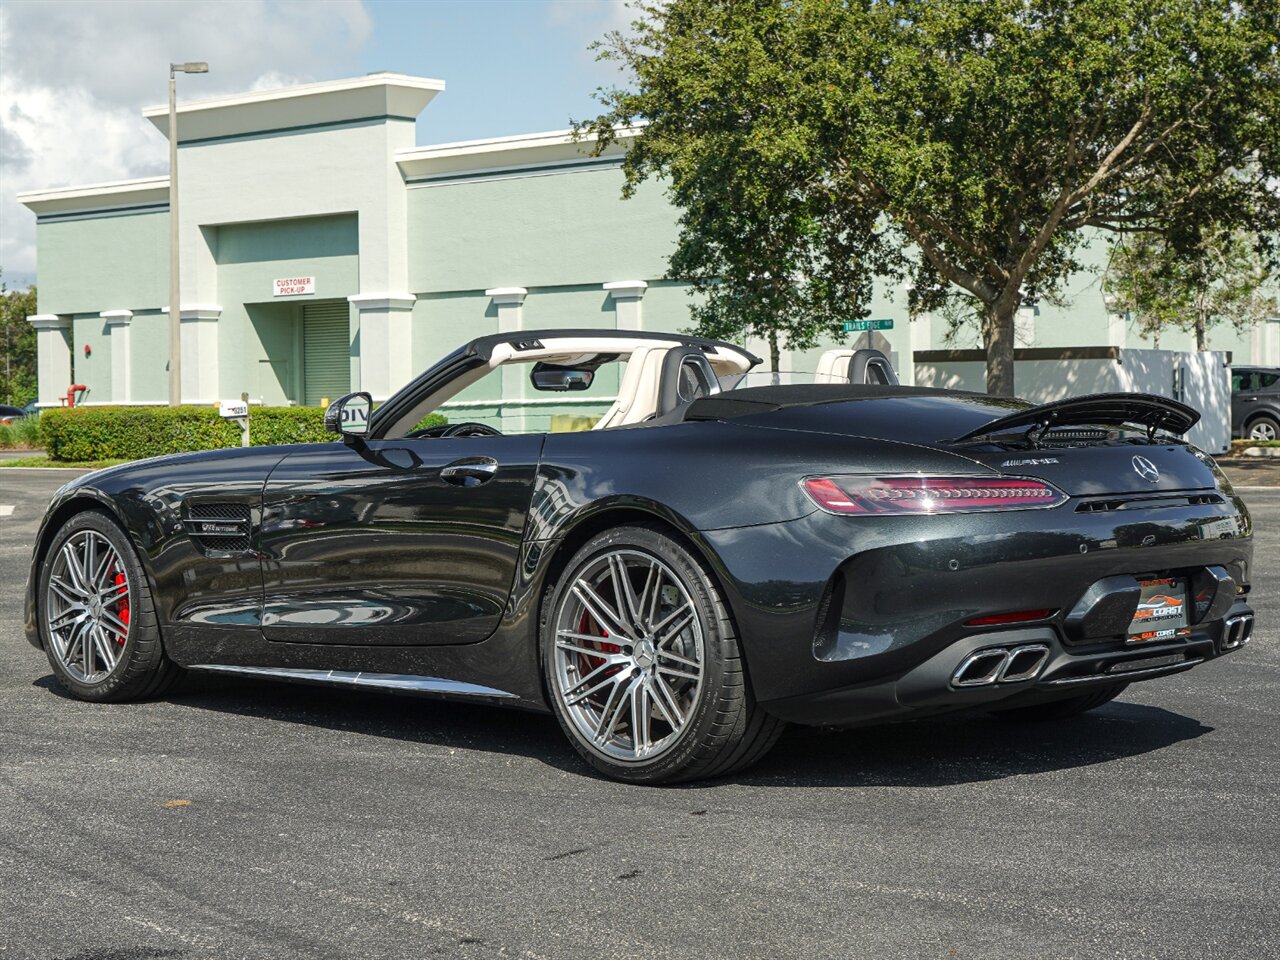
[24, 330, 1255, 783]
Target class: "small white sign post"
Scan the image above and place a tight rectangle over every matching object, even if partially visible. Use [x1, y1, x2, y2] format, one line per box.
[219, 394, 251, 447]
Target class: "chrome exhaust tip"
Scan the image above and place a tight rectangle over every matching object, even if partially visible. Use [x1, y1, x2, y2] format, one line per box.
[952, 649, 1010, 687]
[998, 644, 1051, 683]
[1221, 614, 1254, 651]
[952, 643, 1052, 688]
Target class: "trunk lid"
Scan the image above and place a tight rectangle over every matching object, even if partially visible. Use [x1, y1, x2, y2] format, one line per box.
[694, 387, 1220, 496]
[945, 393, 1215, 497]
[948, 443, 1219, 497]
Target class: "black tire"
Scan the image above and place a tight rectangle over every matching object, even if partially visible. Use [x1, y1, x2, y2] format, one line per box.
[1246, 414, 1280, 442]
[540, 523, 784, 784]
[38, 510, 183, 702]
[989, 682, 1128, 722]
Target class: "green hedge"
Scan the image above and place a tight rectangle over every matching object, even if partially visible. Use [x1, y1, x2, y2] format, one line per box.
[40, 406, 447, 462]
[0, 415, 42, 450]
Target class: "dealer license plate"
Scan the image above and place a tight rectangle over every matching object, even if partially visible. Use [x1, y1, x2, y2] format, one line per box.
[1127, 578, 1190, 644]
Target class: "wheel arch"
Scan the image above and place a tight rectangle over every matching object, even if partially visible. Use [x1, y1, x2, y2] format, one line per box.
[33, 492, 132, 577]
[25, 491, 157, 650]
[1243, 410, 1280, 435]
[536, 500, 730, 611]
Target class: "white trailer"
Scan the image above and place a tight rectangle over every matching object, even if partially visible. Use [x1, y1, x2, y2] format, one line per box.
[914, 347, 1231, 454]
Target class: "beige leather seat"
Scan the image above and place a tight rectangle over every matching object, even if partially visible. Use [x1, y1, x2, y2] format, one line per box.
[816, 349, 855, 383]
[592, 345, 674, 429]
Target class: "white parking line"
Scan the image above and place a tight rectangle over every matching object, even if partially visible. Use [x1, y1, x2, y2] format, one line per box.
[0, 505, 13, 517]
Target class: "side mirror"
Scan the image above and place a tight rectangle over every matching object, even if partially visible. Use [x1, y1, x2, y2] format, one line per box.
[324, 391, 372, 441]
[531, 366, 594, 392]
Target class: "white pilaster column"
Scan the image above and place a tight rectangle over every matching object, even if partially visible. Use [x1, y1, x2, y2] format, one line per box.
[27, 315, 72, 407]
[908, 312, 933, 387]
[1015, 305, 1037, 347]
[486, 287, 528, 430]
[100, 310, 133, 402]
[349, 293, 416, 401]
[1104, 295, 1128, 349]
[163, 305, 221, 403]
[603, 280, 648, 331]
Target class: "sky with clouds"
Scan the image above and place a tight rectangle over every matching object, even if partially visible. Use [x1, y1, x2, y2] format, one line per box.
[0, 0, 634, 287]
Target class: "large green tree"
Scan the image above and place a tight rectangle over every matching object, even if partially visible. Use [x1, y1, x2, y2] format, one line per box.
[580, 0, 1280, 394]
[1104, 229, 1279, 350]
[0, 277, 37, 406]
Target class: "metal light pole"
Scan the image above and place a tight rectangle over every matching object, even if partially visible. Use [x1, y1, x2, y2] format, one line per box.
[167, 61, 208, 406]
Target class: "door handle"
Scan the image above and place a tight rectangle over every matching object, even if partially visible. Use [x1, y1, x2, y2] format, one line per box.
[441, 457, 499, 486]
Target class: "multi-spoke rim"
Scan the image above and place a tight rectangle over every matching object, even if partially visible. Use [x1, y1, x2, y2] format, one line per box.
[45, 530, 132, 684]
[552, 548, 704, 763]
[1250, 420, 1277, 441]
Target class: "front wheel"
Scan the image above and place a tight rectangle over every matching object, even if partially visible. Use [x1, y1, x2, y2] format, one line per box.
[38, 510, 182, 702]
[541, 524, 783, 784]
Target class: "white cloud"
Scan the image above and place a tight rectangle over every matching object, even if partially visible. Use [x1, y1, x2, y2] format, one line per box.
[545, 0, 638, 77]
[0, 0, 373, 283]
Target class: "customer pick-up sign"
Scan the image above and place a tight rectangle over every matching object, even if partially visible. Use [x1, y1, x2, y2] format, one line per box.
[273, 276, 315, 297]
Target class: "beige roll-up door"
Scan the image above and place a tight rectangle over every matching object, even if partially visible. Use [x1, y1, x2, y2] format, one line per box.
[302, 301, 350, 406]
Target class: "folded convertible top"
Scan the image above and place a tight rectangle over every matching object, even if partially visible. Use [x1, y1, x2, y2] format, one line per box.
[684, 383, 969, 421]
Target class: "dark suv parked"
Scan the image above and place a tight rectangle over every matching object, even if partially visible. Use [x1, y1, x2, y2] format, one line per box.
[1232, 367, 1280, 440]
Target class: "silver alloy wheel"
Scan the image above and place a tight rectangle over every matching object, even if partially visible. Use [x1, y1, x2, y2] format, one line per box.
[1249, 420, 1277, 441]
[45, 530, 131, 684]
[552, 548, 705, 763]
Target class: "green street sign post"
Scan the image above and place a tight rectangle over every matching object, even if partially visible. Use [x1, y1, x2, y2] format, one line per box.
[843, 318, 894, 333]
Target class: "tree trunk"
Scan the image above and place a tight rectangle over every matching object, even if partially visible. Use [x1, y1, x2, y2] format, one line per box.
[982, 300, 1017, 397]
[768, 329, 781, 385]
[1195, 302, 1208, 351]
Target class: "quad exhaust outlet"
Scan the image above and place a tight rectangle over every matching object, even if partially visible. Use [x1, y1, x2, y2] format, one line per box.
[1221, 614, 1254, 651]
[951, 644, 1051, 688]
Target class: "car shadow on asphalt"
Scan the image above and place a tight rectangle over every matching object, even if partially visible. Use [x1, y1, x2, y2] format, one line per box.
[744, 701, 1213, 788]
[34, 673, 1212, 788]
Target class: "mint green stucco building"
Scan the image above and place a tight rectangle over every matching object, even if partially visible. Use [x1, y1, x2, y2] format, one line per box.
[19, 72, 1279, 419]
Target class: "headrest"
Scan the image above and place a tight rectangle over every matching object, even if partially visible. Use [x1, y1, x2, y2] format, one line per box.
[655, 347, 721, 418]
[848, 349, 898, 385]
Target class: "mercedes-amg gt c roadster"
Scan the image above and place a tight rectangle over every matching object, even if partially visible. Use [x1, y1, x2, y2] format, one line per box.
[24, 330, 1254, 783]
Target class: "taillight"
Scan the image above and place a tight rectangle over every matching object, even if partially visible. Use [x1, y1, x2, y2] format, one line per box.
[801, 475, 1066, 515]
[965, 609, 1055, 627]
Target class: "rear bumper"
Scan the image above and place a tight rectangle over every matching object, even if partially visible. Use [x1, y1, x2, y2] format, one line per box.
[697, 489, 1253, 720]
[760, 600, 1253, 725]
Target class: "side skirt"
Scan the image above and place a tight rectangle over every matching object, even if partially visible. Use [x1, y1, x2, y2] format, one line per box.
[187, 664, 518, 700]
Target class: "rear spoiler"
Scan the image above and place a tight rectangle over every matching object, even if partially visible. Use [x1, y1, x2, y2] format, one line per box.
[951, 392, 1200, 443]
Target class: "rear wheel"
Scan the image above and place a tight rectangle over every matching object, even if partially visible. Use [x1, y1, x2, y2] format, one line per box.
[541, 524, 783, 784]
[989, 683, 1128, 722]
[1247, 414, 1280, 441]
[39, 511, 182, 702]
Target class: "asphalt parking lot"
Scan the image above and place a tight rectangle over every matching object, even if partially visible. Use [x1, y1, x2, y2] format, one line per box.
[2, 468, 1278, 960]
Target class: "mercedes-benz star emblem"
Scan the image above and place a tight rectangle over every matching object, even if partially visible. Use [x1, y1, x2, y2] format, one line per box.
[1132, 455, 1160, 483]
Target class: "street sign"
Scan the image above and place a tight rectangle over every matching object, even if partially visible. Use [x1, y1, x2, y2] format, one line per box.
[843, 318, 894, 333]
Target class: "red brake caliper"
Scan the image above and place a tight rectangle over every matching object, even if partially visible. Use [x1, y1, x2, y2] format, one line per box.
[578, 611, 620, 695]
[112, 569, 130, 645]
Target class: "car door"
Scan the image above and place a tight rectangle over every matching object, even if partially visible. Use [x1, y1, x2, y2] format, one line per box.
[1233, 368, 1260, 433]
[259, 433, 544, 645]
